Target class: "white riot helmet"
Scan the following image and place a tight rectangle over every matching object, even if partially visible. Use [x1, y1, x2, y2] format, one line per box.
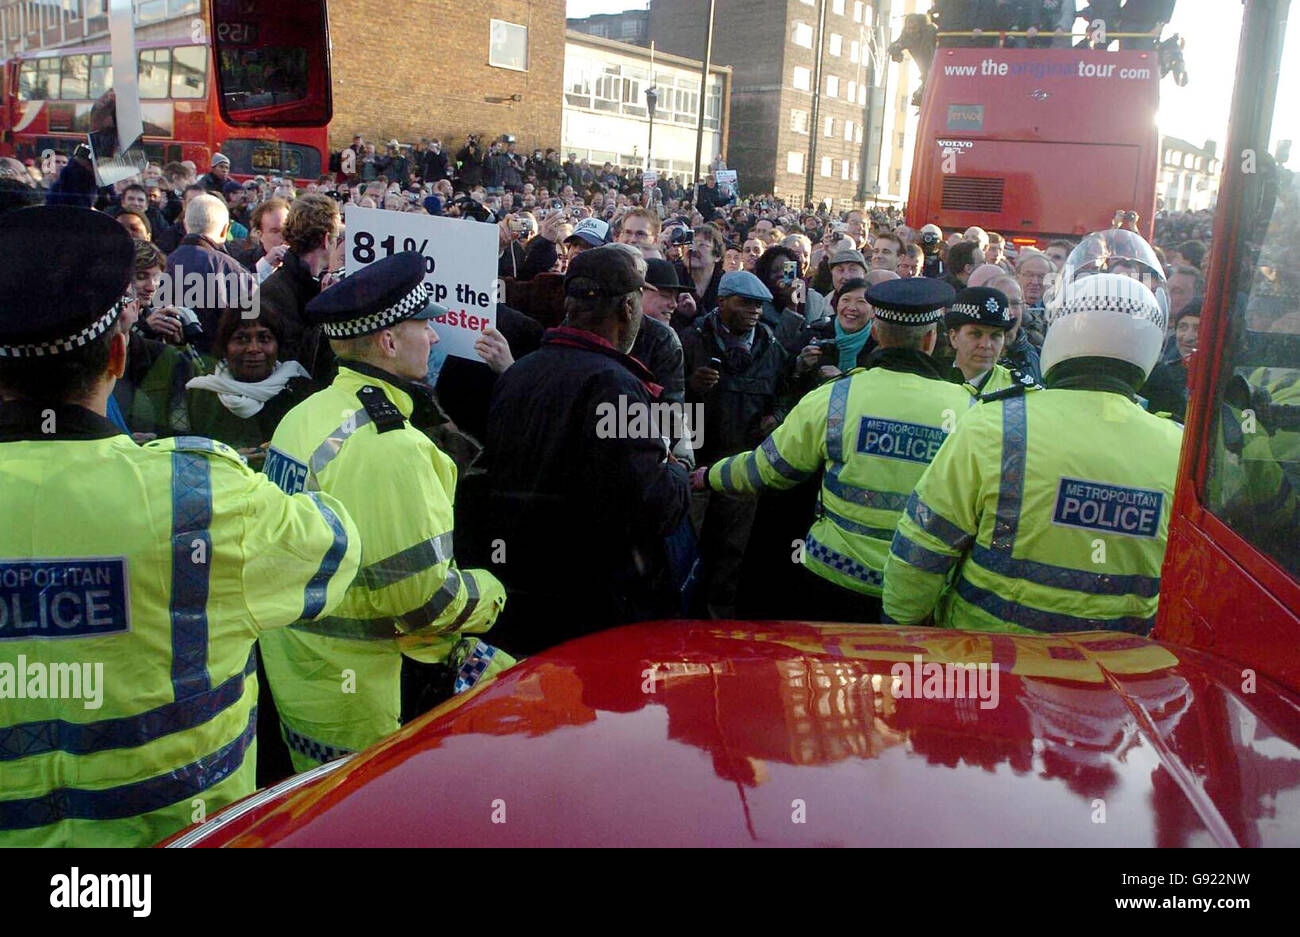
[1040, 273, 1167, 381]
[1044, 228, 1171, 325]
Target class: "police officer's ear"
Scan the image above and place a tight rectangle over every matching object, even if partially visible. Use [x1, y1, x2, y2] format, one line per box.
[107, 328, 129, 381]
[920, 325, 938, 355]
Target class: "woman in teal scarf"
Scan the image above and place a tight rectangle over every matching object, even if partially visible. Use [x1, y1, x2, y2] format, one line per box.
[781, 277, 877, 405]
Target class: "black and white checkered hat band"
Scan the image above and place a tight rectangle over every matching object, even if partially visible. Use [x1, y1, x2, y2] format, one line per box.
[873, 306, 944, 326]
[1054, 292, 1167, 333]
[321, 283, 432, 338]
[0, 294, 127, 358]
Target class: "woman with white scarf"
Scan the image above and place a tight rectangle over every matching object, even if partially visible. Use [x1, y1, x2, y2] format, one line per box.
[180, 306, 316, 467]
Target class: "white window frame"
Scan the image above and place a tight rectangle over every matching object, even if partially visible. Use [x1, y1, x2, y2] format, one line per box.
[854, 1, 864, 23]
[488, 19, 528, 72]
[787, 151, 805, 174]
[826, 74, 839, 98]
[832, 0, 845, 15]
[824, 115, 835, 137]
[829, 33, 843, 56]
[821, 156, 832, 177]
[841, 159, 850, 180]
[793, 65, 812, 91]
[792, 21, 814, 48]
[844, 119, 854, 142]
[790, 108, 810, 134]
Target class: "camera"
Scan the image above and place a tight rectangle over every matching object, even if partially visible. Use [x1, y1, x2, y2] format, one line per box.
[669, 226, 694, 246]
[812, 338, 839, 366]
[780, 260, 799, 286]
[921, 231, 940, 246]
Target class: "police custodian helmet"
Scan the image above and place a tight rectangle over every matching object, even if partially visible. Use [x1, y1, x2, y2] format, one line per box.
[0, 206, 134, 358]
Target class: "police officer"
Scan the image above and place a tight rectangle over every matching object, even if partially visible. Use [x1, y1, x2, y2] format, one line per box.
[690, 277, 971, 623]
[945, 286, 1039, 396]
[259, 252, 510, 772]
[0, 206, 361, 847]
[883, 272, 1182, 634]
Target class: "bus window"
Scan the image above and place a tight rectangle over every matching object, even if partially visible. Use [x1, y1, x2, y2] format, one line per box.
[18, 59, 59, 100]
[88, 54, 113, 100]
[171, 45, 206, 99]
[60, 55, 90, 101]
[138, 48, 171, 99]
[1203, 5, 1300, 578]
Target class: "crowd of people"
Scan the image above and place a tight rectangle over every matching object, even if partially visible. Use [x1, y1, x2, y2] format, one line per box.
[0, 127, 1207, 846]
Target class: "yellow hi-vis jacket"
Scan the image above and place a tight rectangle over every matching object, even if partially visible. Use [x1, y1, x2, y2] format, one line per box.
[883, 386, 1183, 634]
[260, 364, 507, 771]
[0, 415, 360, 847]
[706, 351, 973, 595]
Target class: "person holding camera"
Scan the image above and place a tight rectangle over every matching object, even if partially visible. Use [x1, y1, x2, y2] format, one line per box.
[919, 223, 947, 278]
[787, 276, 880, 406]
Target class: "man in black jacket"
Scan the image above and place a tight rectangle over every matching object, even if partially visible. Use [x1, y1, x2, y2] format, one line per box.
[482, 245, 691, 654]
[680, 270, 790, 617]
[423, 139, 451, 183]
[255, 193, 339, 380]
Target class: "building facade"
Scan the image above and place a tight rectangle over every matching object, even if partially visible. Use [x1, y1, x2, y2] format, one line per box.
[566, 9, 649, 46]
[1159, 136, 1220, 213]
[562, 29, 728, 185]
[1, 0, 567, 158]
[647, 0, 919, 210]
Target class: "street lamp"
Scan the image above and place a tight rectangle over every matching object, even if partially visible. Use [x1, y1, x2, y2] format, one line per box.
[645, 85, 658, 172]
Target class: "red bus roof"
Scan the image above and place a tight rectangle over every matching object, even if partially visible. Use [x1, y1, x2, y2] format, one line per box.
[908, 47, 1161, 242]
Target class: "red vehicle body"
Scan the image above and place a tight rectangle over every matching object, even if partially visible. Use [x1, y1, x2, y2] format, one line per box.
[906, 45, 1161, 247]
[164, 0, 1300, 847]
[164, 622, 1300, 848]
[0, 37, 327, 182]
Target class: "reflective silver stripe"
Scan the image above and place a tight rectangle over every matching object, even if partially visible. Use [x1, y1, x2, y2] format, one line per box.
[821, 504, 899, 540]
[743, 453, 764, 489]
[955, 579, 1155, 635]
[719, 457, 735, 491]
[904, 491, 974, 551]
[290, 615, 398, 640]
[826, 378, 850, 464]
[760, 436, 814, 483]
[823, 466, 909, 512]
[308, 409, 373, 477]
[356, 532, 455, 590]
[448, 570, 481, 630]
[991, 394, 1027, 552]
[970, 545, 1160, 598]
[891, 531, 960, 575]
[399, 569, 464, 634]
[293, 569, 467, 640]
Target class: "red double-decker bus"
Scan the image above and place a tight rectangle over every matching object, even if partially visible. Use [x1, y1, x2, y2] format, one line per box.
[905, 34, 1165, 246]
[0, 35, 327, 182]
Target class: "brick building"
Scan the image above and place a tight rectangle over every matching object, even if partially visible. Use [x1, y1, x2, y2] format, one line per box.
[327, 0, 565, 155]
[645, 0, 922, 210]
[0, 0, 567, 160]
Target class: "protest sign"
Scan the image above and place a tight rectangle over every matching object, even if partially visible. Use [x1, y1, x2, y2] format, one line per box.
[345, 205, 498, 362]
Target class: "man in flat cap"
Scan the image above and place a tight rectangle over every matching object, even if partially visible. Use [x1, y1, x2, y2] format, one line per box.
[482, 244, 691, 655]
[944, 285, 1040, 397]
[681, 269, 792, 617]
[0, 206, 361, 846]
[259, 251, 510, 773]
[691, 277, 971, 623]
